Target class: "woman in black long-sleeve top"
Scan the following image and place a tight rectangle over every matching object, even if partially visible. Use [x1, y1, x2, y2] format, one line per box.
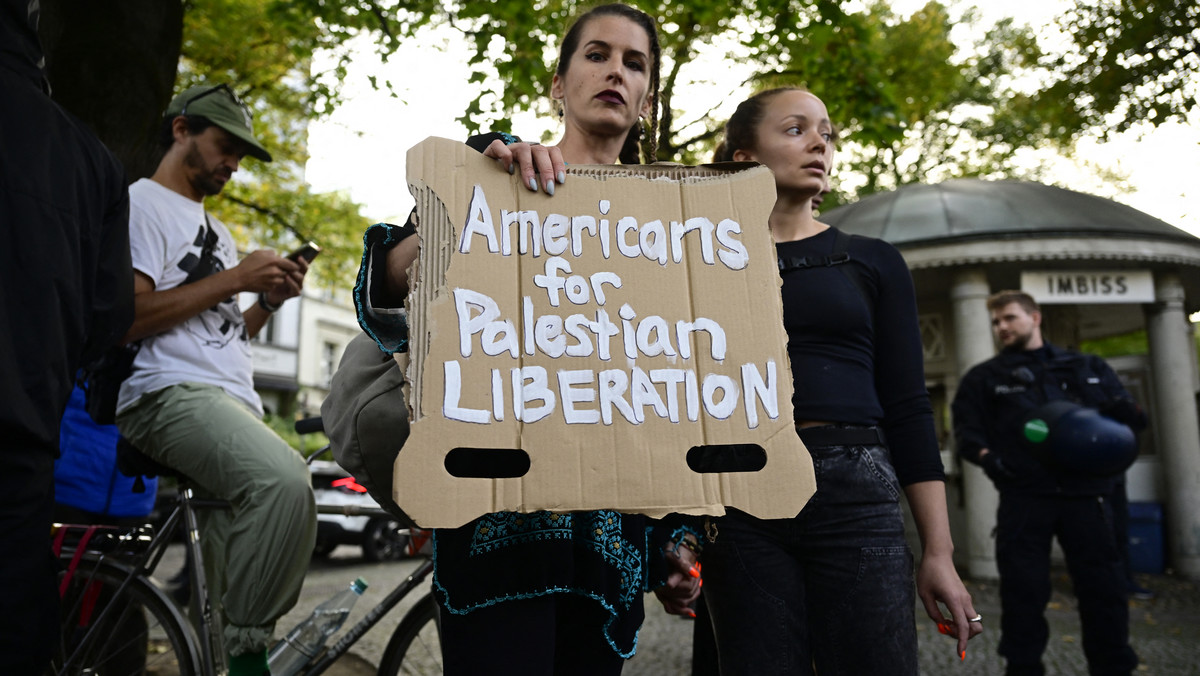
[699, 87, 981, 675]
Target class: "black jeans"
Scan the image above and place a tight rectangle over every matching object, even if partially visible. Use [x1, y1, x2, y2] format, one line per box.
[996, 492, 1138, 675]
[702, 438, 917, 675]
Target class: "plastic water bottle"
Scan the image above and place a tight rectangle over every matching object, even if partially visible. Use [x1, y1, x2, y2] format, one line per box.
[268, 577, 368, 676]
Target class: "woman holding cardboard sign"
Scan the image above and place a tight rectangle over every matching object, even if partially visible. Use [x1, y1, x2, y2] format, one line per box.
[696, 87, 981, 674]
[334, 4, 701, 674]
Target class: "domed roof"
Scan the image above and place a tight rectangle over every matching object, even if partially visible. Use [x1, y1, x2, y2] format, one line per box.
[821, 178, 1198, 247]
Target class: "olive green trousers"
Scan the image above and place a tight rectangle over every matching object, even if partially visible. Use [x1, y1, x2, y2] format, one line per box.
[118, 382, 316, 655]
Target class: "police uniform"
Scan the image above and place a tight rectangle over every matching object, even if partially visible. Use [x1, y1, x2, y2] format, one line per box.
[953, 342, 1143, 675]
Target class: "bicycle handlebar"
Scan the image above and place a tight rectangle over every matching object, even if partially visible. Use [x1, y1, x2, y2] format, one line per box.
[294, 416, 324, 435]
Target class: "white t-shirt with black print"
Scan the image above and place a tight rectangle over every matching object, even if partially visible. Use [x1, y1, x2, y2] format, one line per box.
[117, 178, 262, 416]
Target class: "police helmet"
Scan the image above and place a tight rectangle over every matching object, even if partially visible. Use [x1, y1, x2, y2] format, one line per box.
[1023, 400, 1138, 476]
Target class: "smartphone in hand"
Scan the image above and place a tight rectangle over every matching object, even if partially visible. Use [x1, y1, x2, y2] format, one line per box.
[288, 241, 321, 263]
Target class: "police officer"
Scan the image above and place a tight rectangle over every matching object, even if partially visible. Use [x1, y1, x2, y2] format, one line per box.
[953, 290, 1145, 676]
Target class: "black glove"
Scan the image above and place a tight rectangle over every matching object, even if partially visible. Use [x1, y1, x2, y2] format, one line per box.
[980, 452, 1018, 482]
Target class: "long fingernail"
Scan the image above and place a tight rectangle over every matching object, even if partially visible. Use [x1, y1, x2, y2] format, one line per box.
[545, 179, 555, 196]
[699, 578, 703, 588]
[528, 177, 538, 192]
[689, 565, 700, 578]
[961, 650, 966, 661]
[507, 162, 515, 175]
[557, 170, 566, 183]
[685, 608, 696, 618]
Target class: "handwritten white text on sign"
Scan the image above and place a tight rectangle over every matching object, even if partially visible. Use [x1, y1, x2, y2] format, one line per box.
[442, 185, 779, 430]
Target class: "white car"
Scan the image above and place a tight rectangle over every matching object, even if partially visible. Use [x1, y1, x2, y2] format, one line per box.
[310, 460, 409, 562]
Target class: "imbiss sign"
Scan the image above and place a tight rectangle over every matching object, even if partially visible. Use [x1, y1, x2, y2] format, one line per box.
[395, 137, 815, 528]
[1022, 270, 1155, 304]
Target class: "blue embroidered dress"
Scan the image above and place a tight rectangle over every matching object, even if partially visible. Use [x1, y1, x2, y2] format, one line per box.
[352, 133, 690, 657]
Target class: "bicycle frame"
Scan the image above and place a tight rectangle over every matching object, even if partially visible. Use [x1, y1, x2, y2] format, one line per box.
[53, 484, 229, 676]
[56, 452, 437, 675]
[289, 502, 434, 674]
[172, 485, 229, 676]
[290, 435, 440, 674]
[298, 553, 433, 675]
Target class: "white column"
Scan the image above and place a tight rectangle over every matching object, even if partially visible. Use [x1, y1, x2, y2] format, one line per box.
[950, 269, 1000, 580]
[1146, 273, 1200, 578]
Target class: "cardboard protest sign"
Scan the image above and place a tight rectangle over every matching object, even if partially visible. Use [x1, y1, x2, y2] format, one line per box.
[396, 136, 814, 528]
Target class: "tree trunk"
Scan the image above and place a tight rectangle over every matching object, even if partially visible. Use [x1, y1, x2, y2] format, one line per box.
[38, 0, 183, 182]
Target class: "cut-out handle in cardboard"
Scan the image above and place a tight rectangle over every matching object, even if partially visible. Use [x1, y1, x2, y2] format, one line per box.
[444, 448, 531, 478]
[395, 137, 816, 528]
[686, 444, 767, 473]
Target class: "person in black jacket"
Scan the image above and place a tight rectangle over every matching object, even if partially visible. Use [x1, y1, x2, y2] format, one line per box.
[953, 290, 1144, 676]
[0, 1, 133, 672]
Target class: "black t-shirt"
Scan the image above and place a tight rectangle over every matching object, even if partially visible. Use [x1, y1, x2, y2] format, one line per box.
[777, 227, 943, 486]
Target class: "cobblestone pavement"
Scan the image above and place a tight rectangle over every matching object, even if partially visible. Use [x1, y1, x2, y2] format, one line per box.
[624, 571, 1200, 676]
[165, 546, 1200, 674]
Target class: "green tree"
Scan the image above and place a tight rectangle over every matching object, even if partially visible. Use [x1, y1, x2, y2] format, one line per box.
[39, 0, 1093, 269]
[1041, 0, 1199, 141]
[436, 0, 909, 163]
[422, 0, 1065, 201]
[166, 0, 441, 285]
[821, 3, 1062, 199]
[34, 0, 898, 274]
[40, 0, 437, 286]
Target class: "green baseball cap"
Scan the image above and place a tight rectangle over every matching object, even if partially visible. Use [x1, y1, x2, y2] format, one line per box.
[165, 84, 272, 162]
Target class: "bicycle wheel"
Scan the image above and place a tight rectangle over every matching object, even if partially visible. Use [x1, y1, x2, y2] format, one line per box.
[51, 556, 201, 676]
[378, 593, 442, 675]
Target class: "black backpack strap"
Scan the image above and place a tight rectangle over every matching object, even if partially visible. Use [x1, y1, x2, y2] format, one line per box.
[776, 228, 875, 326]
[829, 228, 875, 326]
[776, 239, 849, 274]
[79, 341, 141, 426]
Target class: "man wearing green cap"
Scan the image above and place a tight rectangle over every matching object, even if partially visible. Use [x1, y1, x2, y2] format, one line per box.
[114, 83, 316, 675]
[952, 290, 1145, 676]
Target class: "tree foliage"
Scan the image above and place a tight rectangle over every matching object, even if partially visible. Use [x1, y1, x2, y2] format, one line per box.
[37, 0, 919, 277]
[415, 0, 1068, 200]
[42, 0, 1194, 279]
[1041, 0, 1199, 141]
[420, 0, 1197, 200]
[41, 0, 438, 287]
[173, 0, 440, 286]
[832, 3, 1054, 198]
[1081, 330, 1150, 359]
[431, 0, 911, 163]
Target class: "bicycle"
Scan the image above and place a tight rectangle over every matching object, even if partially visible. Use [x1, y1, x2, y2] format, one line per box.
[48, 421, 443, 676]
